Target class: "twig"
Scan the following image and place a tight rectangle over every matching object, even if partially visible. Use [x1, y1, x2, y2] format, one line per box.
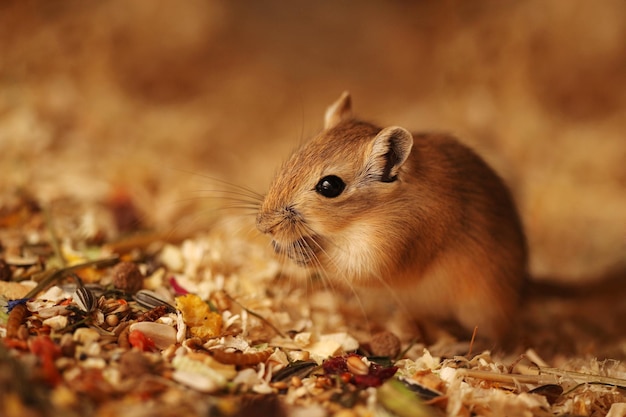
[396, 337, 420, 361]
[538, 367, 626, 389]
[224, 292, 285, 338]
[467, 325, 478, 357]
[23, 256, 119, 299]
[457, 366, 626, 389]
[456, 368, 559, 385]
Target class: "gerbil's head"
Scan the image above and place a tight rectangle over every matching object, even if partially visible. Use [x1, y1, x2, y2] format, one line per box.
[256, 92, 414, 283]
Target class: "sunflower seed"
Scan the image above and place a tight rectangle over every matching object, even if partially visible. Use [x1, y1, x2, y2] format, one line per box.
[73, 286, 97, 312]
[134, 289, 175, 312]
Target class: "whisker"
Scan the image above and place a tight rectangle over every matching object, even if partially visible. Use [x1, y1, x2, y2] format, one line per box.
[368, 269, 413, 322]
[295, 225, 347, 297]
[219, 215, 259, 240]
[160, 200, 257, 243]
[165, 199, 259, 217]
[175, 194, 260, 207]
[170, 167, 265, 200]
[297, 222, 374, 332]
[296, 236, 332, 295]
[273, 242, 299, 295]
[190, 188, 264, 203]
[214, 206, 260, 214]
[240, 219, 266, 243]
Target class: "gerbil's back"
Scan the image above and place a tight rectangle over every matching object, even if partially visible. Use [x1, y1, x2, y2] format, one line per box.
[409, 132, 526, 257]
[399, 132, 528, 339]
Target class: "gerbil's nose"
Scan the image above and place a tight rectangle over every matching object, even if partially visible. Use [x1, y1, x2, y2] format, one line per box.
[257, 205, 297, 235]
[255, 212, 277, 235]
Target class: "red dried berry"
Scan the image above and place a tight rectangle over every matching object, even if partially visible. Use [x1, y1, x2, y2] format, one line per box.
[128, 329, 156, 352]
[322, 354, 398, 389]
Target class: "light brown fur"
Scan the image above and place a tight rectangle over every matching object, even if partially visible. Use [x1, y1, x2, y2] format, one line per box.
[256, 92, 527, 341]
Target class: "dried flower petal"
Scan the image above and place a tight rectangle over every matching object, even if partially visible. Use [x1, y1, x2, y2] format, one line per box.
[175, 294, 222, 341]
[168, 276, 189, 295]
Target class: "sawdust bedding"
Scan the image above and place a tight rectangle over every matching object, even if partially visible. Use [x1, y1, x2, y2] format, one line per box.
[0, 192, 625, 417]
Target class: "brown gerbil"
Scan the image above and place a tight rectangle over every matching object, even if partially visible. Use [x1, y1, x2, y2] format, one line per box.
[256, 92, 527, 341]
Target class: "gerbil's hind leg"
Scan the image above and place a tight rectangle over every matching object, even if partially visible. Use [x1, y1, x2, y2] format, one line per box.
[441, 248, 523, 346]
[453, 292, 517, 347]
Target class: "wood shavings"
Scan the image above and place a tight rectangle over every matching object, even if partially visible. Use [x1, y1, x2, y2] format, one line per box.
[1, 193, 625, 417]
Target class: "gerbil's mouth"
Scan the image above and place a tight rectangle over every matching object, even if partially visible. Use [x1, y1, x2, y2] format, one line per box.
[271, 236, 322, 266]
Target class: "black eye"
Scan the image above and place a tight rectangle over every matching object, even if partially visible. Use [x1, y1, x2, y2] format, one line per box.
[315, 175, 345, 198]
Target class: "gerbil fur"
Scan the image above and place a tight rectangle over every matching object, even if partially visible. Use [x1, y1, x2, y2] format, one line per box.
[256, 92, 528, 341]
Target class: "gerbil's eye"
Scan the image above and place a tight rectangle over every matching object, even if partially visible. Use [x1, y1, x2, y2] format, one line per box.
[315, 175, 345, 198]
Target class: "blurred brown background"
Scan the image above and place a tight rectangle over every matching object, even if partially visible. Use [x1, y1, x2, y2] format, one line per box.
[1, 0, 625, 283]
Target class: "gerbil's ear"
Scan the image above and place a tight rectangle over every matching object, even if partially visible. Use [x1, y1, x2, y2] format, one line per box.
[324, 91, 352, 130]
[367, 126, 413, 182]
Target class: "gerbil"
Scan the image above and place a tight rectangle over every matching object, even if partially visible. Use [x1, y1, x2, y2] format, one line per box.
[256, 92, 527, 341]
